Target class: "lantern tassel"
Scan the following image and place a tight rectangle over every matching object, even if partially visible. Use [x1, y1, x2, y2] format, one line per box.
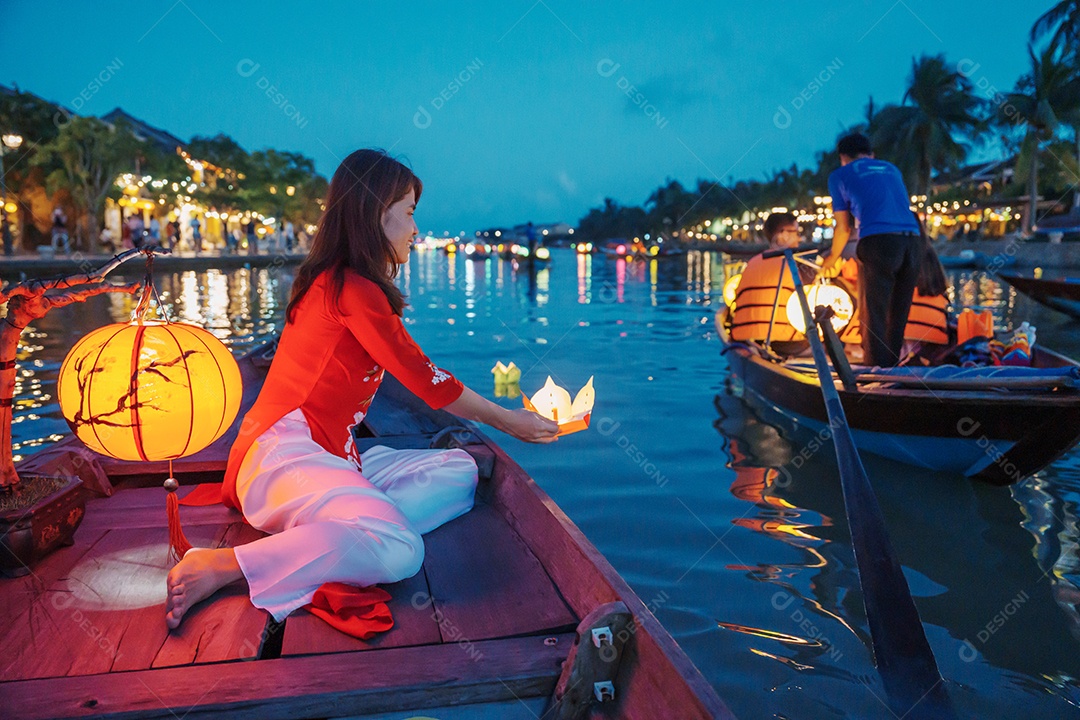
[165, 468, 192, 563]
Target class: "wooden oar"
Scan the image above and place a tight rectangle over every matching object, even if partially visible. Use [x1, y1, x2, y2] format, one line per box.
[780, 249, 954, 716]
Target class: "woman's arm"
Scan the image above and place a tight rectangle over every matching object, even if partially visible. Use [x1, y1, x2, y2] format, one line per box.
[332, 274, 560, 443]
[445, 385, 560, 443]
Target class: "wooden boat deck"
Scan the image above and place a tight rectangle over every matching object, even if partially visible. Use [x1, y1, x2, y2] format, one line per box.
[0, 483, 577, 718]
[1, 344, 731, 719]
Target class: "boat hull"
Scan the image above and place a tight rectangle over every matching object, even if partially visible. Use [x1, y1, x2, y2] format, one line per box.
[724, 344, 1080, 484]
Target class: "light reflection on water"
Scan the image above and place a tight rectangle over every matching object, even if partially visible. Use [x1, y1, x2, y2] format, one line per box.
[9, 250, 1080, 717]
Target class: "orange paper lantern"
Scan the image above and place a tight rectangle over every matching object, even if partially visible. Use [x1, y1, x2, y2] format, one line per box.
[57, 321, 242, 461]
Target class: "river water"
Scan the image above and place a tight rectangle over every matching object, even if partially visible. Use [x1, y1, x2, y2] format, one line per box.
[8, 248, 1080, 718]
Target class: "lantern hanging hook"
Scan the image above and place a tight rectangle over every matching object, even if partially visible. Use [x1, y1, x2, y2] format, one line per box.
[132, 246, 173, 324]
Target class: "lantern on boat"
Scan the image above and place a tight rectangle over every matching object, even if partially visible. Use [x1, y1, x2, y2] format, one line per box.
[723, 274, 742, 309]
[522, 376, 594, 436]
[57, 322, 241, 461]
[56, 252, 242, 560]
[784, 282, 853, 335]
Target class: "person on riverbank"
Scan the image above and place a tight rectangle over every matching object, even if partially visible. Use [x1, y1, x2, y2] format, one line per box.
[820, 133, 920, 367]
[167, 219, 180, 250]
[730, 211, 814, 355]
[164, 148, 560, 630]
[129, 214, 145, 249]
[149, 216, 161, 244]
[99, 225, 116, 253]
[51, 206, 69, 254]
[284, 220, 296, 252]
[246, 219, 258, 255]
[189, 216, 202, 254]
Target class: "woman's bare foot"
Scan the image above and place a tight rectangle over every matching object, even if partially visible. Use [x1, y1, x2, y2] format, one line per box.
[165, 548, 244, 629]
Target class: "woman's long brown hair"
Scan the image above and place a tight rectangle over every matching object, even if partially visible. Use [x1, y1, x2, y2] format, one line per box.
[913, 211, 947, 297]
[286, 148, 421, 322]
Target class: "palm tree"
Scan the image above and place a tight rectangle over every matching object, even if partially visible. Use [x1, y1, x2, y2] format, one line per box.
[1033, 2, 1080, 210]
[871, 54, 983, 195]
[646, 179, 699, 232]
[999, 44, 1080, 231]
[1031, 1, 1080, 56]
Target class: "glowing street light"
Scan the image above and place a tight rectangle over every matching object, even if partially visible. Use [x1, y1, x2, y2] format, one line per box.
[1, 133, 25, 256]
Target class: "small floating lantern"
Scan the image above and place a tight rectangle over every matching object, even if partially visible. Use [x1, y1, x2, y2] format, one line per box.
[522, 376, 594, 436]
[491, 361, 521, 398]
[785, 282, 853, 335]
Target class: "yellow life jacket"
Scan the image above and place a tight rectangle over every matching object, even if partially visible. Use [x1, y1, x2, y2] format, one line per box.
[730, 254, 803, 342]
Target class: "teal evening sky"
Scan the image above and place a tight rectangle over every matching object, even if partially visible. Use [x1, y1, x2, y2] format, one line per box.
[0, 0, 1042, 232]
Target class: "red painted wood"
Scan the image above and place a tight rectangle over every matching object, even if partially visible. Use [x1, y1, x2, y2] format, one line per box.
[0, 524, 228, 681]
[0, 632, 574, 720]
[0, 528, 108, 631]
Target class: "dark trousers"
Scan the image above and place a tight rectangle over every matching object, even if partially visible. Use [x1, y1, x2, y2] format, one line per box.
[856, 233, 921, 367]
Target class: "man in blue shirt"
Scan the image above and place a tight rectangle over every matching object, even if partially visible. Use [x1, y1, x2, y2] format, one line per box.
[821, 133, 921, 366]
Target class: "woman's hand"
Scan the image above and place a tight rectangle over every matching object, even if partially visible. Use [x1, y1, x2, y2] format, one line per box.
[502, 409, 561, 444]
[444, 386, 560, 443]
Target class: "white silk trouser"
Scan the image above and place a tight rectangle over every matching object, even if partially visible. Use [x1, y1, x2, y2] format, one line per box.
[231, 409, 478, 622]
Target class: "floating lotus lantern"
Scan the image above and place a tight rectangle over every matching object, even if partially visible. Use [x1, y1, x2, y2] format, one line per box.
[55, 251, 242, 560]
[785, 282, 853, 335]
[491, 361, 521, 398]
[522, 376, 594, 436]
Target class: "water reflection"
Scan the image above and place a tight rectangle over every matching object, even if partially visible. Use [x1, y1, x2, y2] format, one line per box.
[577, 253, 592, 304]
[10, 249, 1080, 717]
[712, 375, 1080, 710]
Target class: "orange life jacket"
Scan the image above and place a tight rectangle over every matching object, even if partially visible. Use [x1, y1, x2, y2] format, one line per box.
[957, 308, 994, 344]
[730, 254, 803, 343]
[836, 259, 948, 346]
[905, 293, 949, 344]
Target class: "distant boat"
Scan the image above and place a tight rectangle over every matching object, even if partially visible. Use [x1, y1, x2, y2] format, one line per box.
[999, 273, 1080, 320]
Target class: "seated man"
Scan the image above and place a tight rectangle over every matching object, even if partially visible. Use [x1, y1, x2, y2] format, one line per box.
[730, 212, 814, 355]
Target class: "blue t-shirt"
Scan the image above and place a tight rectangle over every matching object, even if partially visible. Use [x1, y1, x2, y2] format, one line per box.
[828, 158, 919, 238]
